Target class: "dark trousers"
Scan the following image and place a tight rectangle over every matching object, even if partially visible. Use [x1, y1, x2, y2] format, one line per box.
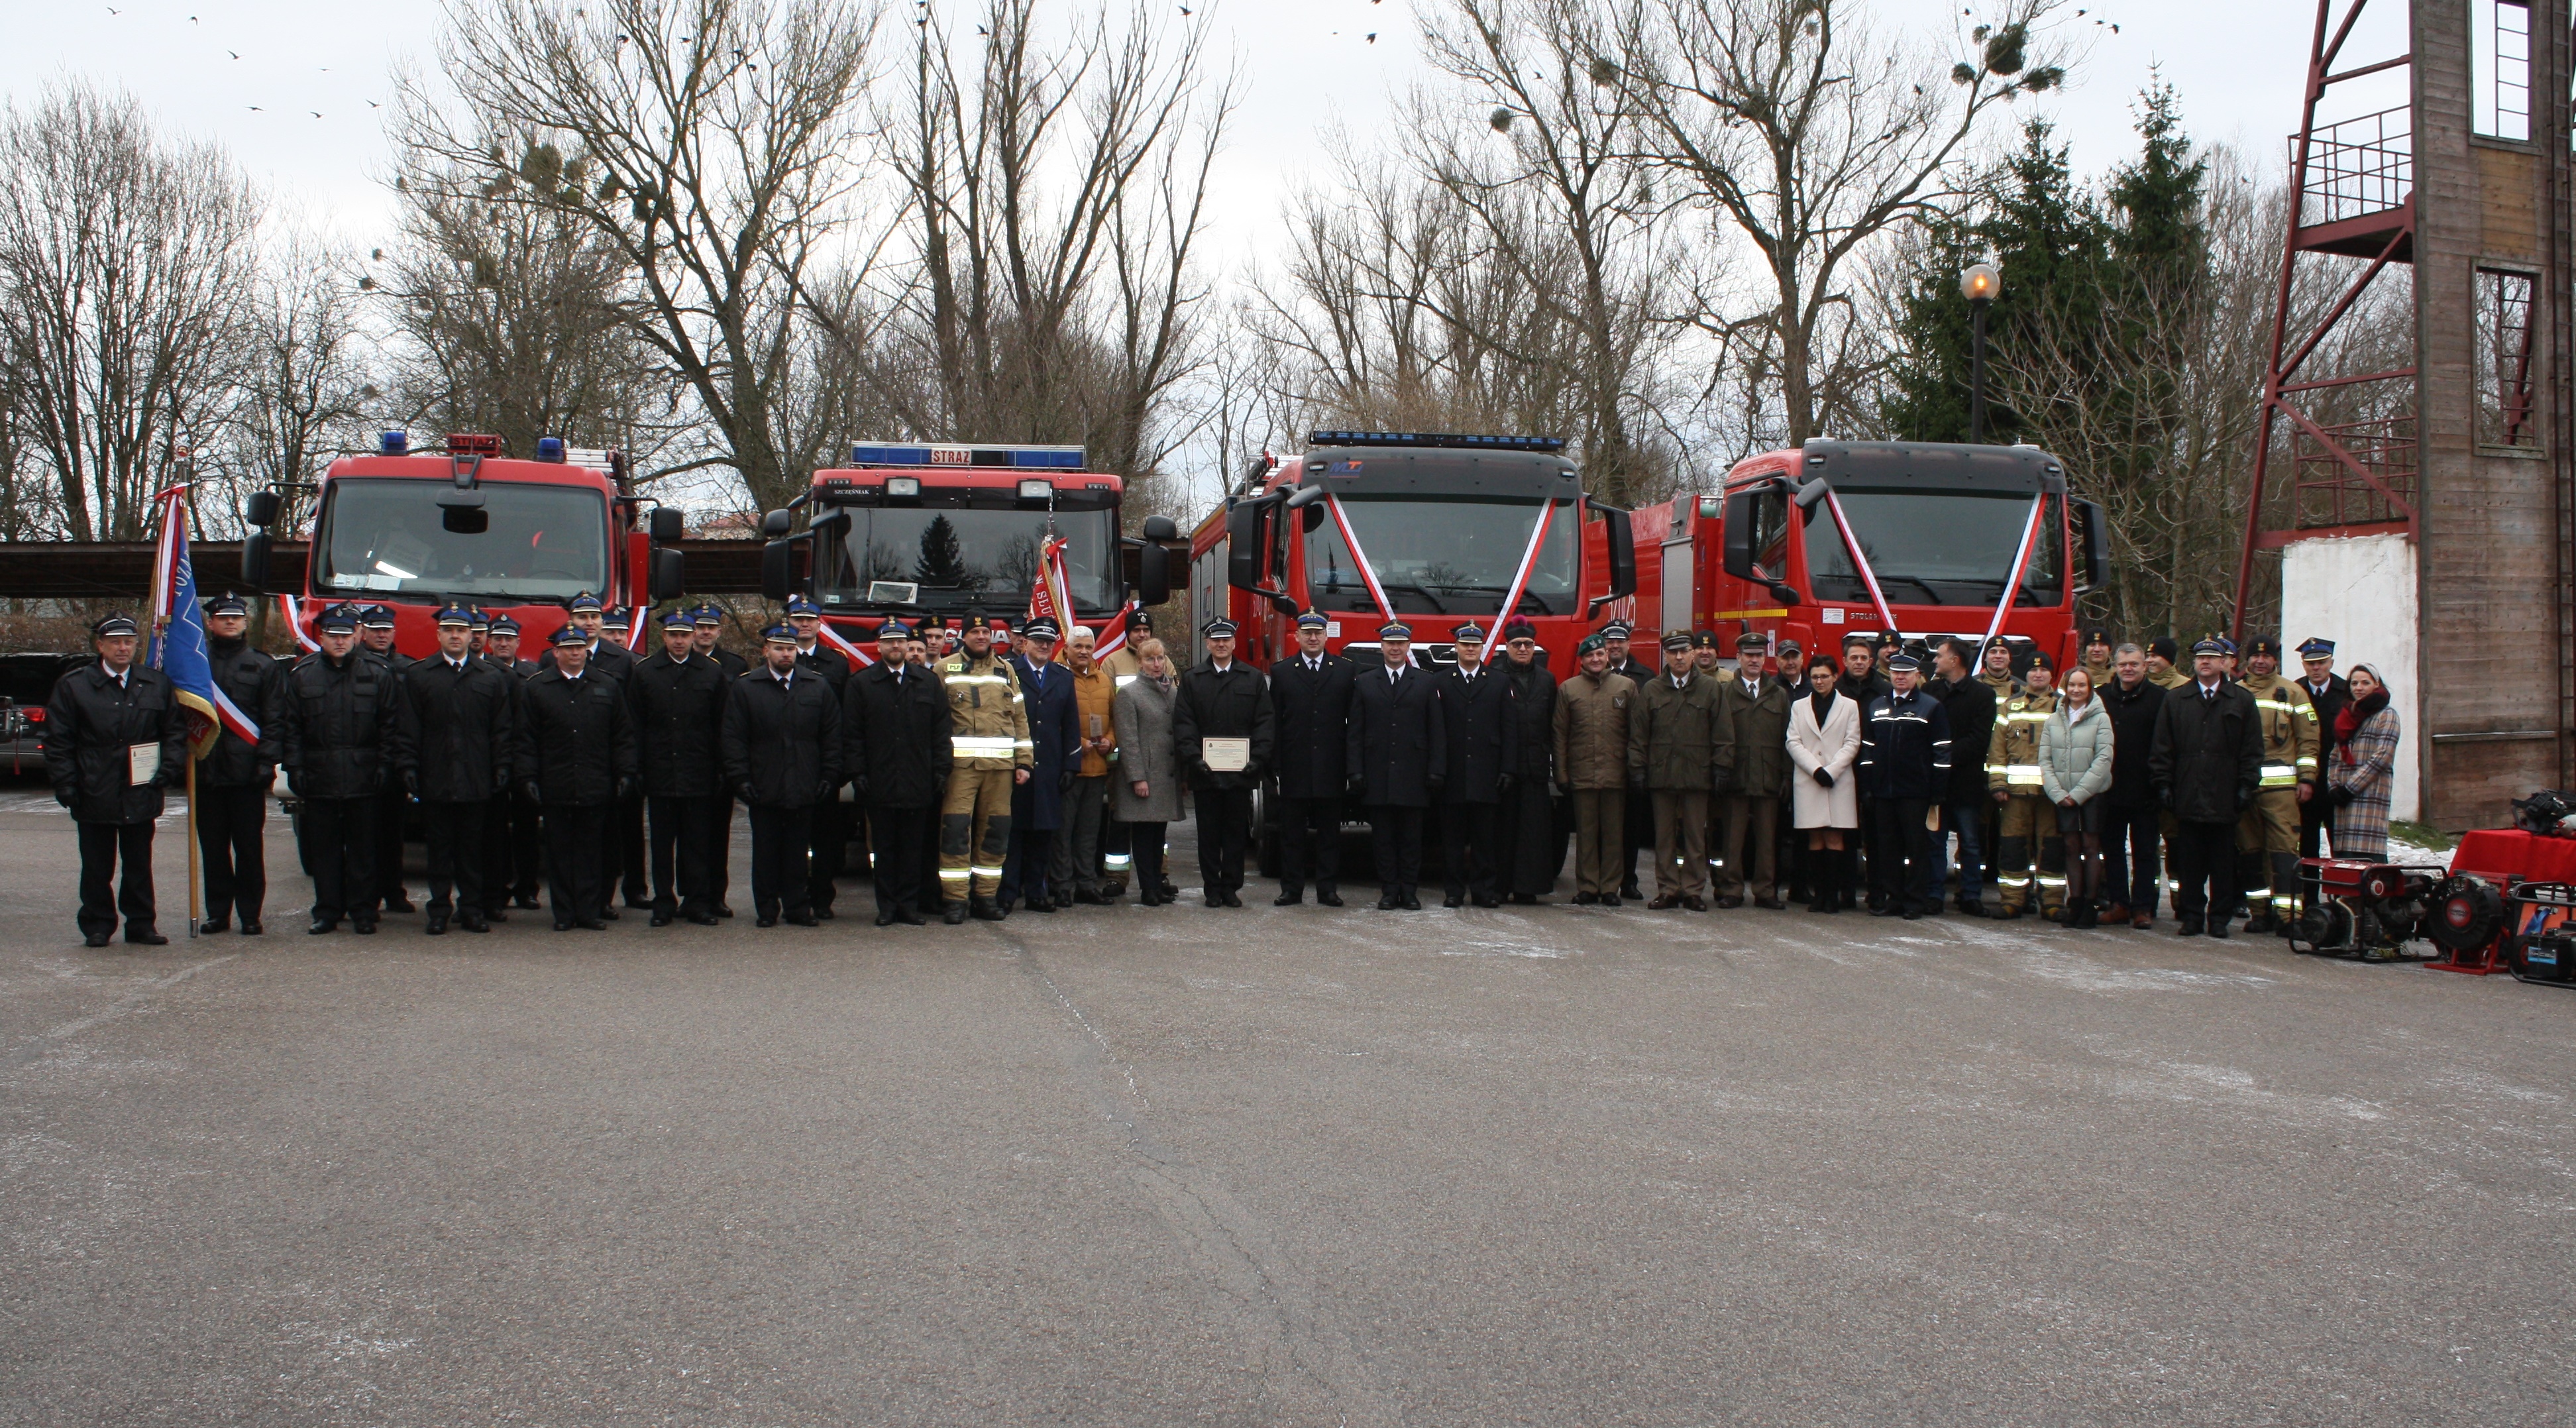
[2102, 802, 2162, 912]
[867, 803, 930, 916]
[299, 796, 377, 924]
[76, 820, 156, 938]
[374, 786, 409, 908]
[615, 789, 648, 906]
[648, 795, 715, 914]
[747, 803, 814, 920]
[421, 800, 487, 914]
[808, 797, 849, 910]
[915, 804, 945, 909]
[2298, 798, 2334, 861]
[543, 803, 610, 924]
[1368, 804, 1426, 894]
[1277, 793, 1342, 893]
[2169, 818, 2237, 924]
[1497, 778, 1562, 897]
[1620, 783, 1655, 893]
[705, 792, 737, 910]
[1102, 816, 1134, 889]
[1130, 821, 1167, 899]
[195, 782, 268, 924]
[504, 790, 543, 903]
[1870, 797, 1936, 913]
[1001, 827, 1056, 908]
[479, 797, 513, 912]
[1196, 784, 1254, 893]
[1441, 800, 1500, 899]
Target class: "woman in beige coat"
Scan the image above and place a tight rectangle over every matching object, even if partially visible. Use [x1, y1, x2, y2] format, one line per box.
[1787, 651, 1864, 912]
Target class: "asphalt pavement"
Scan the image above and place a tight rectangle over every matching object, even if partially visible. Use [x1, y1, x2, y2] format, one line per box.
[4, 798, 2573, 1427]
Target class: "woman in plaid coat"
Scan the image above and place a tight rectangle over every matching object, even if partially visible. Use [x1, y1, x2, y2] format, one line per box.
[2326, 664, 2400, 859]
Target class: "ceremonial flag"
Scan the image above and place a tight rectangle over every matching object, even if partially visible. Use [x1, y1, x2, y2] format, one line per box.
[146, 486, 246, 759]
[1026, 533, 1076, 630]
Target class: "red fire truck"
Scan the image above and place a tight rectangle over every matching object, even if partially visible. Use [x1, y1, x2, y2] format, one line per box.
[238, 431, 688, 655]
[759, 441, 1175, 647]
[1630, 440, 2103, 670]
[1189, 431, 1638, 671]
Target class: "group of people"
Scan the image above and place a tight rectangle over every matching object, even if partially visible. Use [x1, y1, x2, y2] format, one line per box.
[44, 590, 2401, 948]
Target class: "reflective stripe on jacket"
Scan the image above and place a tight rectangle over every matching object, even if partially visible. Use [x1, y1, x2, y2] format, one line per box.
[2237, 671, 2320, 788]
[1985, 689, 2057, 793]
[938, 651, 1033, 771]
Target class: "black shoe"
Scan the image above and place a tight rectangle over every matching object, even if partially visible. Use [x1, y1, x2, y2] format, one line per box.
[1316, 887, 1344, 907]
[480, 908, 509, 923]
[1575, 891, 1599, 905]
[1682, 895, 1709, 912]
[598, 906, 619, 921]
[686, 910, 720, 926]
[1443, 892, 1465, 908]
[2208, 921, 2231, 940]
[240, 920, 263, 936]
[578, 918, 608, 931]
[755, 915, 779, 928]
[1075, 889, 1114, 906]
[715, 904, 735, 918]
[199, 916, 229, 935]
[1958, 901, 1986, 920]
[1716, 895, 1744, 909]
[814, 905, 836, 920]
[876, 908, 899, 926]
[1275, 889, 1304, 906]
[943, 902, 969, 925]
[1399, 893, 1422, 910]
[649, 911, 673, 927]
[1376, 893, 1401, 910]
[1903, 906, 1922, 920]
[1510, 893, 1538, 905]
[384, 897, 416, 914]
[1600, 895, 1622, 908]
[307, 918, 337, 935]
[784, 910, 818, 927]
[83, 931, 111, 948]
[971, 897, 1006, 922]
[555, 918, 576, 932]
[1619, 883, 1643, 901]
[625, 897, 654, 911]
[1871, 905, 1900, 918]
[425, 913, 449, 936]
[352, 920, 377, 935]
[1474, 895, 1502, 909]
[458, 913, 488, 934]
[2178, 917, 2206, 937]
[1051, 890, 1074, 910]
[894, 906, 928, 926]
[513, 894, 545, 910]
[1021, 897, 1057, 914]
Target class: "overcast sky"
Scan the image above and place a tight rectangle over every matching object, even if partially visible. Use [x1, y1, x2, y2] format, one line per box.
[11, 0, 2413, 272]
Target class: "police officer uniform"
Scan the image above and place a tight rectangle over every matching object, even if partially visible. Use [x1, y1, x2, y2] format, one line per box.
[601, 606, 651, 908]
[46, 614, 189, 946]
[1269, 610, 1354, 905]
[1002, 618, 1081, 913]
[1858, 653, 1953, 919]
[629, 609, 729, 924]
[1346, 621, 1442, 910]
[400, 606, 515, 933]
[515, 624, 639, 930]
[721, 622, 845, 926]
[1986, 655, 2063, 918]
[936, 613, 1032, 921]
[479, 615, 545, 919]
[356, 604, 417, 916]
[1435, 623, 1516, 908]
[2294, 637, 2350, 864]
[843, 619, 953, 926]
[283, 604, 407, 934]
[692, 605, 750, 914]
[197, 592, 286, 934]
[1175, 618, 1277, 907]
[1601, 622, 1659, 899]
[2234, 637, 2320, 932]
[784, 598, 856, 916]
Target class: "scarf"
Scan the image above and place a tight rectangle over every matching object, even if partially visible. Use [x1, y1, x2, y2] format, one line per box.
[1809, 687, 1837, 727]
[2335, 672, 2389, 763]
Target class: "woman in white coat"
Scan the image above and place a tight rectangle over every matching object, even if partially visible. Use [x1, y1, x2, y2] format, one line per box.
[1788, 650, 1864, 913]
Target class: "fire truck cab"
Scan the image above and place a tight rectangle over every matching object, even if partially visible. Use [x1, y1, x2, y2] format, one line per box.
[239, 431, 687, 655]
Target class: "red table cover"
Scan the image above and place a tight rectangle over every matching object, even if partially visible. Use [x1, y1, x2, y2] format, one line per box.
[2449, 828, 2576, 886]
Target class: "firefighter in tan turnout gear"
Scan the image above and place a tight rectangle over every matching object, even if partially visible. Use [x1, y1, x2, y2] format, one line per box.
[1986, 653, 2065, 918]
[937, 612, 1034, 924]
[2234, 636, 2320, 933]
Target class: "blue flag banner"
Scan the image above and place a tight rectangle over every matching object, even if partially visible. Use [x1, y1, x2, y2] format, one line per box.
[148, 487, 252, 759]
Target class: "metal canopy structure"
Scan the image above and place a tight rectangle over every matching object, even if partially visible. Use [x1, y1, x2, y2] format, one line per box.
[2236, 0, 2575, 828]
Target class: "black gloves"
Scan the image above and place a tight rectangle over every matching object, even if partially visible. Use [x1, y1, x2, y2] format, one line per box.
[2330, 784, 2357, 807]
[2157, 785, 2175, 813]
[1497, 771, 1515, 794]
[53, 787, 74, 809]
[1813, 767, 1835, 789]
[852, 775, 869, 802]
[739, 782, 759, 804]
[1627, 772, 1645, 791]
[814, 779, 835, 804]
[1059, 769, 1076, 793]
[401, 769, 420, 798]
[520, 780, 543, 806]
[616, 775, 639, 802]
[1426, 774, 1446, 796]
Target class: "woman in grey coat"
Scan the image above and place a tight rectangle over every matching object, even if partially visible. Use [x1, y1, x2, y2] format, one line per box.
[1111, 639, 1185, 906]
[2038, 667, 2117, 928]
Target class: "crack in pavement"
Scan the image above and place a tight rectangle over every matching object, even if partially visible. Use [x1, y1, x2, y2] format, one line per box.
[1004, 928, 1400, 1427]
[8, 954, 239, 1068]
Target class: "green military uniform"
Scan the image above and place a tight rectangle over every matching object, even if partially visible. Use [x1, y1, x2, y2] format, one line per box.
[937, 635, 1033, 914]
[1986, 686, 2063, 916]
[2236, 659, 2320, 931]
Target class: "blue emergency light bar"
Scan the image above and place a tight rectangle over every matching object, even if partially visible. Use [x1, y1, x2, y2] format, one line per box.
[849, 442, 1086, 470]
[1307, 430, 1566, 454]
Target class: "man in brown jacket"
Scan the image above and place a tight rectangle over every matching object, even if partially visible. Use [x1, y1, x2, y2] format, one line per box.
[1629, 630, 1723, 910]
[1059, 626, 1121, 903]
[1714, 630, 1793, 908]
[1553, 631, 1637, 905]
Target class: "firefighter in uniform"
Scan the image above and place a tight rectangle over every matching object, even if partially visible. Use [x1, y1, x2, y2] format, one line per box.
[2234, 637, 2320, 932]
[399, 606, 515, 934]
[630, 609, 729, 926]
[197, 592, 285, 935]
[692, 604, 749, 916]
[356, 604, 416, 916]
[2145, 637, 2189, 690]
[47, 613, 189, 946]
[517, 624, 639, 930]
[785, 597, 855, 916]
[282, 604, 405, 934]
[1986, 653, 2064, 919]
[721, 622, 843, 927]
[2293, 637, 2348, 864]
[2080, 629, 2114, 690]
[936, 612, 1032, 922]
[480, 616, 545, 918]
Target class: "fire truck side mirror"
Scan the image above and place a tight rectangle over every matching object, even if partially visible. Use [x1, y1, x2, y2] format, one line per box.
[761, 508, 794, 539]
[1138, 542, 1171, 608]
[244, 490, 281, 528]
[239, 531, 273, 593]
[761, 539, 796, 603]
[1140, 516, 1179, 542]
[649, 547, 686, 603]
[649, 506, 685, 545]
[1225, 499, 1268, 592]
[1599, 505, 1636, 600]
[1721, 490, 1758, 582]
[2072, 497, 2108, 594]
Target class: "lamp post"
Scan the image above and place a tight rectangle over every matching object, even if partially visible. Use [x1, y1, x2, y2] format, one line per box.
[1960, 262, 2000, 444]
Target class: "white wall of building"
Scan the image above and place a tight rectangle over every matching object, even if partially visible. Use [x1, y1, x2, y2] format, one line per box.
[2279, 533, 2419, 822]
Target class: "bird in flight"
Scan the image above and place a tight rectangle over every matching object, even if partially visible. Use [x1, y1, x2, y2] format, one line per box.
[229, 50, 241, 59]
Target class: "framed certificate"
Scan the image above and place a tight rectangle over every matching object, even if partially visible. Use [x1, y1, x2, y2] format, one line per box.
[1203, 737, 1251, 773]
[128, 743, 160, 787]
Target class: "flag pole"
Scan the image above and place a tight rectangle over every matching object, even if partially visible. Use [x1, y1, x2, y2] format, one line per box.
[185, 751, 200, 939]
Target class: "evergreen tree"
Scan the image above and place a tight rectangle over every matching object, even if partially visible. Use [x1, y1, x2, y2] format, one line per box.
[914, 515, 969, 589]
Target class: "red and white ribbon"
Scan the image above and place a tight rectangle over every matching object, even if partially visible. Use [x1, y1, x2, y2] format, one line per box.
[1469, 499, 1561, 644]
[1093, 600, 1140, 659]
[1977, 496, 2049, 653]
[1322, 492, 1394, 621]
[815, 618, 877, 667]
[1820, 490, 1901, 638]
[277, 594, 320, 651]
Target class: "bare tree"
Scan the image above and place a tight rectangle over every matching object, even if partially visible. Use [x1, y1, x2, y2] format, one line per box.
[217, 231, 377, 537]
[1612, 0, 2073, 444]
[397, 0, 886, 512]
[873, 0, 1236, 507]
[0, 83, 259, 541]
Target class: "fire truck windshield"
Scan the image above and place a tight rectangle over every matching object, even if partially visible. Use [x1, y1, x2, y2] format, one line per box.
[1803, 487, 2060, 608]
[1305, 494, 1578, 616]
[312, 478, 609, 602]
[827, 502, 1118, 612]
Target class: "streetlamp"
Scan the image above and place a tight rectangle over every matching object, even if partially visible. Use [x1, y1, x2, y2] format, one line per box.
[1960, 261, 2000, 444]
